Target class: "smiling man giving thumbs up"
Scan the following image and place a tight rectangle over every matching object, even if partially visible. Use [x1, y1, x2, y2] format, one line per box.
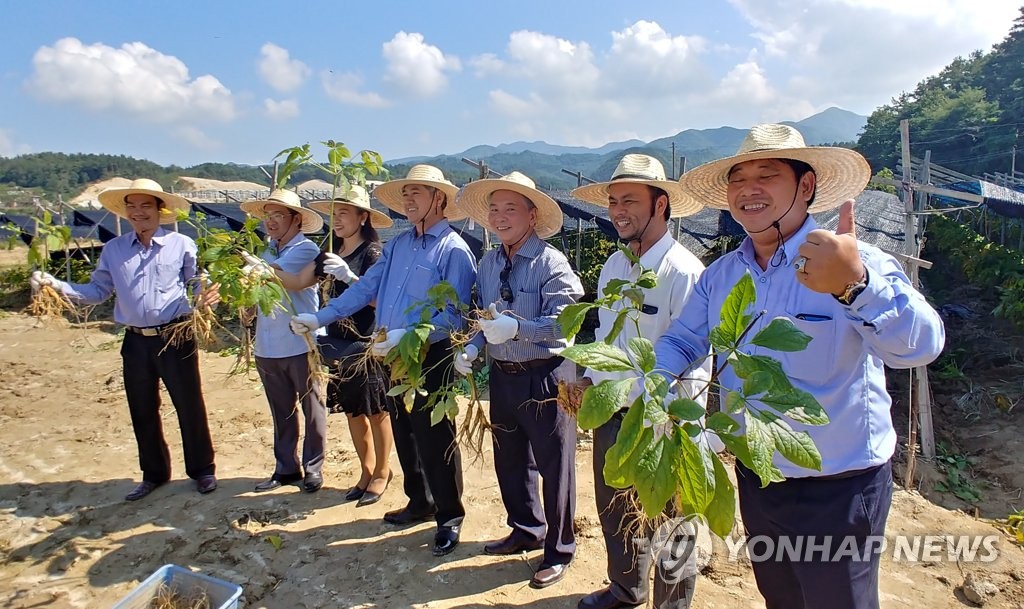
[654, 124, 945, 609]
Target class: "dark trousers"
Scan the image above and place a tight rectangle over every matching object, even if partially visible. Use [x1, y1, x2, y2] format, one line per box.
[255, 354, 327, 476]
[594, 411, 697, 609]
[490, 358, 577, 566]
[736, 460, 893, 609]
[390, 340, 465, 526]
[121, 331, 215, 483]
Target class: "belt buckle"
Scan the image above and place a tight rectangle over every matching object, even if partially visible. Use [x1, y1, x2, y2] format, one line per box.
[142, 327, 160, 337]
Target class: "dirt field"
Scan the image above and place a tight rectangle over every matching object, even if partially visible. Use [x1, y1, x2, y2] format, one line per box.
[0, 307, 1022, 609]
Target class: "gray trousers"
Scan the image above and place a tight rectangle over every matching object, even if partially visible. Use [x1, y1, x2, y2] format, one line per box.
[256, 354, 326, 476]
[594, 411, 697, 609]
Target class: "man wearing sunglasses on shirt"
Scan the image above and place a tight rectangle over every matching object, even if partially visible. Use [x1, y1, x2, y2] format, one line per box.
[452, 171, 583, 589]
[568, 154, 709, 609]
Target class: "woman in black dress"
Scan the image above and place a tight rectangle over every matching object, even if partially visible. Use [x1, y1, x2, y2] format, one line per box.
[307, 186, 396, 506]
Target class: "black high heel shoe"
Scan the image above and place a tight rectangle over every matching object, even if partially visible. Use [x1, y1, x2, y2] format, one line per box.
[344, 484, 367, 501]
[357, 471, 393, 507]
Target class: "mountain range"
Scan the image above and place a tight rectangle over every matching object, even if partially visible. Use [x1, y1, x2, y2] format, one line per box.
[389, 107, 866, 191]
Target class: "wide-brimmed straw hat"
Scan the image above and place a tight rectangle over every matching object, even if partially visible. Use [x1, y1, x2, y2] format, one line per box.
[96, 178, 191, 223]
[372, 164, 467, 221]
[308, 184, 393, 229]
[678, 123, 871, 213]
[571, 154, 703, 218]
[455, 171, 564, 239]
[240, 188, 324, 234]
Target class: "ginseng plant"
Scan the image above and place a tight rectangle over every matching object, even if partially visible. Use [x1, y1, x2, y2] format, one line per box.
[557, 243, 830, 538]
[14, 212, 82, 320]
[379, 281, 491, 457]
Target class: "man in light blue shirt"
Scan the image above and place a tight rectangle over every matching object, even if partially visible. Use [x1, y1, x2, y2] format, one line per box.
[655, 125, 945, 609]
[32, 178, 219, 501]
[240, 189, 325, 494]
[291, 165, 476, 557]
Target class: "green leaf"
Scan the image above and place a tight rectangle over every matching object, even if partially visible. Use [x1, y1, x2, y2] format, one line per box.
[603, 399, 646, 487]
[636, 269, 659, 289]
[628, 337, 656, 374]
[742, 371, 774, 397]
[704, 452, 737, 538]
[578, 378, 635, 430]
[744, 411, 776, 487]
[265, 535, 284, 551]
[667, 397, 706, 422]
[429, 401, 446, 425]
[617, 241, 640, 265]
[604, 308, 631, 345]
[762, 411, 823, 471]
[719, 272, 756, 344]
[706, 412, 739, 435]
[724, 390, 745, 414]
[386, 383, 410, 397]
[602, 278, 631, 297]
[750, 317, 813, 352]
[632, 436, 672, 518]
[621, 288, 645, 308]
[675, 428, 713, 512]
[562, 342, 634, 372]
[557, 302, 593, 340]
[708, 326, 732, 353]
[643, 373, 670, 404]
[759, 387, 830, 426]
[732, 352, 787, 386]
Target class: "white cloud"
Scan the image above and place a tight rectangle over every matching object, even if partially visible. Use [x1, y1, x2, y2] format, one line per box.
[469, 53, 504, 77]
[257, 43, 311, 92]
[0, 129, 31, 157]
[172, 126, 220, 151]
[263, 98, 299, 120]
[382, 32, 461, 98]
[321, 71, 391, 108]
[604, 20, 709, 94]
[26, 38, 235, 123]
[505, 30, 599, 97]
[488, 89, 544, 117]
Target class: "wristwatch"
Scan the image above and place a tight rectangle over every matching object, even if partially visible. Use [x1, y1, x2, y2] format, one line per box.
[834, 269, 869, 306]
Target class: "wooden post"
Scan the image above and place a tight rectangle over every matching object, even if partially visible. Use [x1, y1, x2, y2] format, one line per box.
[576, 217, 583, 269]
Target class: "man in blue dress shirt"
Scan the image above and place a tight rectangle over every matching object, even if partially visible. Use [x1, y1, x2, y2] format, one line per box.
[453, 171, 583, 589]
[31, 178, 219, 501]
[655, 124, 946, 609]
[291, 165, 477, 557]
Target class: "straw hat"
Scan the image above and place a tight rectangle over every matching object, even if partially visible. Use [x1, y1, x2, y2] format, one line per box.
[96, 178, 191, 223]
[240, 189, 324, 234]
[571, 154, 703, 218]
[455, 171, 563, 239]
[678, 123, 871, 213]
[372, 164, 467, 221]
[308, 184, 393, 229]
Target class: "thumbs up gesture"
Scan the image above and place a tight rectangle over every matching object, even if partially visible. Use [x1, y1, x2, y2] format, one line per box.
[795, 200, 866, 296]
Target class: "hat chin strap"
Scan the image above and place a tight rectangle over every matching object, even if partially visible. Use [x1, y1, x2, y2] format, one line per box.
[625, 201, 659, 258]
[746, 189, 799, 268]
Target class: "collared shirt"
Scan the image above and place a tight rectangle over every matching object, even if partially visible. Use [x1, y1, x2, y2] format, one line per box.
[316, 219, 476, 343]
[472, 233, 584, 362]
[61, 227, 196, 327]
[255, 232, 320, 359]
[585, 231, 711, 404]
[654, 216, 946, 478]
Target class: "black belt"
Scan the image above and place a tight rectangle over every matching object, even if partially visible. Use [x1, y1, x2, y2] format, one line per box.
[491, 357, 562, 375]
[125, 316, 189, 337]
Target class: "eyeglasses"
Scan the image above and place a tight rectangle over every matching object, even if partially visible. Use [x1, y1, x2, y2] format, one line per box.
[265, 211, 295, 222]
[500, 257, 514, 303]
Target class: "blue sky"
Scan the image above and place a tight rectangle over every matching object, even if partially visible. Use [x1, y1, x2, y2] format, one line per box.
[0, 1, 1018, 167]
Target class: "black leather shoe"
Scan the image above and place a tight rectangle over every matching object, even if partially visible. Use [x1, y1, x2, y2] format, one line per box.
[303, 472, 323, 493]
[383, 504, 437, 526]
[196, 475, 217, 494]
[530, 562, 569, 589]
[432, 525, 460, 557]
[577, 588, 642, 609]
[125, 480, 162, 502]
[344, 485, 366, 501]
[356, 471, 393, 507]
[255, 473, 302, 492]
[484, 533, 543, 555]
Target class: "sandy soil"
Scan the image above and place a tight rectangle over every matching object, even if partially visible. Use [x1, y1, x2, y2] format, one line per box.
[1, 312, 1024, 608]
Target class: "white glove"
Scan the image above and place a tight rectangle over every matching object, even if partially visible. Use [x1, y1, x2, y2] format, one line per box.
[289, 313, 320, 334]
[478, 303, 519, 345]
[241, 251, 273, 277]
[30, 270, 63, 293]
[322, 252, 358, 284]
[370, 328, 407, 357]
[453, 344, 479, 376]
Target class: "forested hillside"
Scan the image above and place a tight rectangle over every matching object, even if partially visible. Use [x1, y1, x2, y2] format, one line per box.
[857, 7, 1024, 175]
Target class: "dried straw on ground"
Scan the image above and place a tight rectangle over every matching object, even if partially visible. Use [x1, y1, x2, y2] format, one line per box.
[149, 581, 212, 609]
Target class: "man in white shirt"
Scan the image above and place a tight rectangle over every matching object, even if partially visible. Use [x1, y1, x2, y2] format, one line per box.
[569, 154, 708, 609]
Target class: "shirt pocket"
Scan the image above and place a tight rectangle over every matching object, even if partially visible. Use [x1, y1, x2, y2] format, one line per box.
[153, 263, 182, 294]
[773, 311, 837, 383]
[406, 263, 437, 300]
[513, 289, 542, 321]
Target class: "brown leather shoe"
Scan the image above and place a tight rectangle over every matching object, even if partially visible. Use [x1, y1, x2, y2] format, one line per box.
[125, 480, 162, 502]
[530, 562, 569, 589]
[483, 533, 543, 555]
